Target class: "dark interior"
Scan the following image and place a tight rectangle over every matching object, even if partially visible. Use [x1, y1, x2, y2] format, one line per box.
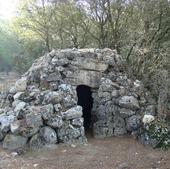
[76, 85, 93, 131]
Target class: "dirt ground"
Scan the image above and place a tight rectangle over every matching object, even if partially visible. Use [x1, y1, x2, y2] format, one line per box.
[0, 72, 18, 91]
[0, 136, 170, 169]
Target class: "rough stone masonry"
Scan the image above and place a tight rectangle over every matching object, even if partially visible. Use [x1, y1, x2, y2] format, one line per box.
[0, 48, 156, 150]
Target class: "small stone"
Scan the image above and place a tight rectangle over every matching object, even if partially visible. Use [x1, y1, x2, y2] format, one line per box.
[9, 86, 16, 94]
[0, 108, 4, 114]
[119, 96, 140, 110]
[39, 126, 57, 144]
[114, 116, 127, 135]
[0, 129, 4, 141]
[62, 95, 76, 108]
[10, 152, 18, 157]
[0, 114, 15, 132]
[49, 49, 56, 57]
[13, 92, 24, 100]
[72, 118, 84, 127]
[119, 108, 135, 118]
[12, 100, 21, 108]
[119, 87, 126, 96]
[21, 127, 39, 138]
[43, 91, 63, 104]
[10, 121, 21, 134]
[62, 106, 83, 120]
[46, 115, 63, 128]
[14, 102, 26, 112]
[142, 114, 155, 125]
[46, 72, 61, 82]
[93, 120, 108, 138]
[58, 124, 82, 144]
[41, 104, 54, 120]
[111, 90, 119, 98]
[145, 105, 156, 116]
[138, 133, 159, 148]
[71, 144, 76, 148]
[54, 104, 62, 112]
[126, 115, 141, 132]
[114, 127, 127, 135]
[33, 164, 39, 168]
[58, 84, 73, 94]
[117, 163, 130, 169]
[14, 77, 27, 92]
[25, 112, 43, 128]
[98, 92, 111, 102]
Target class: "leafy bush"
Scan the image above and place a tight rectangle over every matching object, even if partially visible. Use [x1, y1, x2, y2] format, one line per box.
[145, 119, 170, 150]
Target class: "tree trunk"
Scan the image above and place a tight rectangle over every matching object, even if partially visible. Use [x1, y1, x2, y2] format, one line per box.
[157, 70, 169, 119]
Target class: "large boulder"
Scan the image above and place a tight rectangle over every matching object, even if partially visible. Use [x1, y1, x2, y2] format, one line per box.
[29, 134, 44, 149]
[10, 119, 39, 138]
[58, 123, 84, 144]
[25, 112, 43, 128]
[29, 127, 57, 149]
[0, 114, 15, 132]
[3, 134, 28, 150]
[39, 126, 57, 144]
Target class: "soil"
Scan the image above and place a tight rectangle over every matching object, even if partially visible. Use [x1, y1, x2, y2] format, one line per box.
[0, 72, 18, 91]
[0, 135, 170, 169]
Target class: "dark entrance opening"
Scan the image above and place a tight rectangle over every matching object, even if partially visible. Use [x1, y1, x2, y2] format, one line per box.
[76, 85, 93, 131]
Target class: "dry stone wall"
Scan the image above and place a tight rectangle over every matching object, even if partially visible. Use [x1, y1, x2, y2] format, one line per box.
[0, 48, 156, 150]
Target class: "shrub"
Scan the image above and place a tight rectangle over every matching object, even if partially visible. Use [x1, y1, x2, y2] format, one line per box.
[145, 119, 170, 150]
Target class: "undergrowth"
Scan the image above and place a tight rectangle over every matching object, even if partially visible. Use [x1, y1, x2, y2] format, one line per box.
[145, 119, 170, 150]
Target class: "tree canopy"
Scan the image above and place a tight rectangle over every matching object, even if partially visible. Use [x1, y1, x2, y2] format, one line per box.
[0, 18, 20, 71]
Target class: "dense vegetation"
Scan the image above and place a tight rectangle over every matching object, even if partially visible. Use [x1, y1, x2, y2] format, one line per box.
[0, 18, 20, 72]
[0, 0, 170, 117]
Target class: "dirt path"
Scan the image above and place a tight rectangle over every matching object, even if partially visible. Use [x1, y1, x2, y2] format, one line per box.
[0, 72, 18, 91]
[0, 136, 170, 169]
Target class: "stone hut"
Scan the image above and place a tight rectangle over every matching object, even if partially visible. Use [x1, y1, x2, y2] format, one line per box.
[0, 48, 156, 150]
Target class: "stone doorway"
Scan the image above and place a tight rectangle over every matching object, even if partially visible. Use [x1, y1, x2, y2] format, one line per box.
[76, 85, 93, 132]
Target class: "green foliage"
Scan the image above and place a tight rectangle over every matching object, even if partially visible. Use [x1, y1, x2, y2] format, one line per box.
[12, 39, 45, 74]
[12, 0, 170, 59]
[145, 119, 170, 150]
[0, 18, 20, 71]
